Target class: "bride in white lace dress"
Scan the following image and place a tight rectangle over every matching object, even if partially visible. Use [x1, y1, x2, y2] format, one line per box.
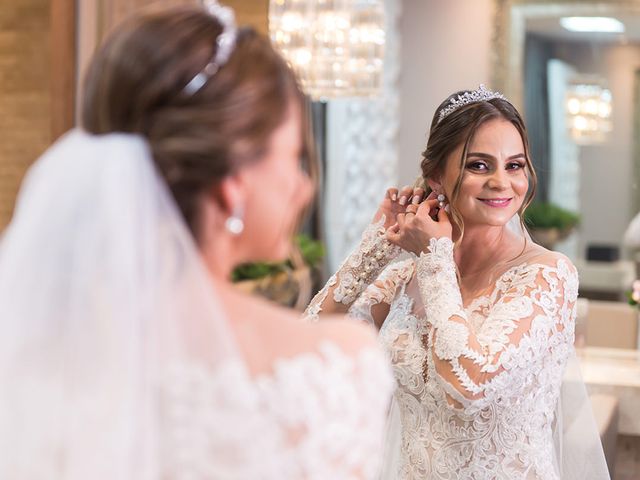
[0, 4, 393, 479]
[306, 86, 609, 479]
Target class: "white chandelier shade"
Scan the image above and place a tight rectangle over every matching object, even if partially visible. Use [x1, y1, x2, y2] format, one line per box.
[269, 0, 386, 101]
[565, 81, 612, 145]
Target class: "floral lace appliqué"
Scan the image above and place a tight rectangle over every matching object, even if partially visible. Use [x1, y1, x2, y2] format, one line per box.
[161, 342, 395, 480]
[303, 217, 401, 322]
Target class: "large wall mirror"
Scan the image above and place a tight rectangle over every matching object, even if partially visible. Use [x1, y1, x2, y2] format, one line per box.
[493, 0, 640, 278]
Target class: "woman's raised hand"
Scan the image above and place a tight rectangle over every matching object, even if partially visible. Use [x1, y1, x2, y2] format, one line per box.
[385, 194, 453, 256]
[372, 185, 426, 230]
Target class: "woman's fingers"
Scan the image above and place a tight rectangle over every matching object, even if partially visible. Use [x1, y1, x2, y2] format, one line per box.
[437, 204, 450, 223]
[425, 190, 438, 201]
[386, 228, 401, 245]
[396, 210, 407, 228]
[416, 198, 439, 218]
[405, 204, 418, 217]
[386, 192, 453, 251]
[386, 187, 399, 202]
[398, 185, 413, 206]
[386, 220, 401, 244]
[411, 187, 426, 205]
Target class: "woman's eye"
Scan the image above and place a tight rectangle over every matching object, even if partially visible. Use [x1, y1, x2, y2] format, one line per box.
[466, 161, 488, 171]
[507, 162, 525, 170]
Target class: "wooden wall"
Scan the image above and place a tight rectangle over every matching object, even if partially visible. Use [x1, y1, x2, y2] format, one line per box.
[226, 0, 268, 35]
[0, 0, 269, 231]
[0, 0, 52, 229]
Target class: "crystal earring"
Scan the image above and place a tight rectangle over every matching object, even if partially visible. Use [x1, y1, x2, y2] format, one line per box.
[225, 206, 244, 235]
[437, 194, 446, 209]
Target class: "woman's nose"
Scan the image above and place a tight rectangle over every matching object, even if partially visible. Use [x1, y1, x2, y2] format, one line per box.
[486, 169, 508, 190]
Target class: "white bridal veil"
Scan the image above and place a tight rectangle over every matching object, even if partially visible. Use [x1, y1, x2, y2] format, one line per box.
[0, 130, 253, 478]
[509, 218, 610, 480]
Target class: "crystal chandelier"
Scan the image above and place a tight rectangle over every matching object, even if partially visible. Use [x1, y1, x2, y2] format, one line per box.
[269, 0, 386, 101]
[565, 81, 612, 145]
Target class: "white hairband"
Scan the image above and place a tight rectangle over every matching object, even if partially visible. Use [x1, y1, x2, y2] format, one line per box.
[183, 1, 237, 95]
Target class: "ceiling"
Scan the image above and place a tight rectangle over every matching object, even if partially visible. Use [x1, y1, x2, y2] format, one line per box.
[526, 14, 640, 44]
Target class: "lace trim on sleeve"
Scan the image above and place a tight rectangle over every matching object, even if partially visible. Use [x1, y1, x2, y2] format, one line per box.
[302, 274, 337, 323]
[347, 258, 415, 325]
[303, 217, 401, 322]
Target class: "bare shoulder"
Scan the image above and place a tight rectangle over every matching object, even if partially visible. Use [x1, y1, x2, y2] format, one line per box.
[276, 309, 378, 356]
[230, 292, 378, 374]
[306, 314, 378, 355]
[523, 243, 577, 273]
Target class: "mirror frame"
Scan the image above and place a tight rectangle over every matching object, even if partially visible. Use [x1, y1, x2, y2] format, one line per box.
[491, 0, 640, 111]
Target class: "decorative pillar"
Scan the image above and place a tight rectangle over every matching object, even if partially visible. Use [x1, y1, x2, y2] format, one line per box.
[324, 0, 402, 271]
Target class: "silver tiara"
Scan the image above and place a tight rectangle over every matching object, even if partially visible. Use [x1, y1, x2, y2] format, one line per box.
[183, 1, 237, 95]
[437, 84, 507, 124]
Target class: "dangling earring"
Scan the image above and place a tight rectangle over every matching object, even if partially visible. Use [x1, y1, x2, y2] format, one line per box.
[225, 206, 244, 235]
[437, 193, 446, 209]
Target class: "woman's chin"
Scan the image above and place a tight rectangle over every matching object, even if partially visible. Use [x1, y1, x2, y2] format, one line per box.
[488, 209, 520, 224]
[466, 212, 518, 228]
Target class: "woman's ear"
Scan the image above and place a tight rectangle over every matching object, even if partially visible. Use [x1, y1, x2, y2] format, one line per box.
[426, 177, 443, 194]
[206, 174, 244, 216]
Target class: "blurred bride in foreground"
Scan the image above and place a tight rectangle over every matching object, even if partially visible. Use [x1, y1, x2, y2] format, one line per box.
[0, 3, 393, 478]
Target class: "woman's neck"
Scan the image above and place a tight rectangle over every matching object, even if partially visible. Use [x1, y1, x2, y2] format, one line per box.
[453, 223, 524, 277]
[200, 232, 240, 281]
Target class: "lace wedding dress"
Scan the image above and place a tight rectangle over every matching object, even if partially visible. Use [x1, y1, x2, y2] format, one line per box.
[306, 219, 609, 480]
[160, 343, 395, 479]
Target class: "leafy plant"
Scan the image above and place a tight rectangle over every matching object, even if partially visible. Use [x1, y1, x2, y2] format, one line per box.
[231, 261, 286, 282]
[232, 234, 325, 282]
[291, 233, 325, 269]
[523, 202, 580, 231]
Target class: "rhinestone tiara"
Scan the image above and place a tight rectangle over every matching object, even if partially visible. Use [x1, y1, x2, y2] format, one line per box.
[437, 84, 507, 124]
[183, 0, 237, 96]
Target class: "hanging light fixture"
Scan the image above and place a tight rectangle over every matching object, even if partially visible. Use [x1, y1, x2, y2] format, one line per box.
[269, 0, 386, 101]
[565, 80, 612, 144]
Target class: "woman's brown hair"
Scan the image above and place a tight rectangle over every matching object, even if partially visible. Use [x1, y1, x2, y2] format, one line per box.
[419, 91, 537, 243]
[82, 6, 310, 242]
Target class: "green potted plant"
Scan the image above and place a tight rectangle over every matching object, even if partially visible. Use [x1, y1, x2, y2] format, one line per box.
[523, 202, 580, 249]
[232, 234, 324, 310]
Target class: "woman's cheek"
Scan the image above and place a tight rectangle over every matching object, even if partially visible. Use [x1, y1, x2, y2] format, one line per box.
[513, 174, 529, 195]
[298, 174, 314, 211]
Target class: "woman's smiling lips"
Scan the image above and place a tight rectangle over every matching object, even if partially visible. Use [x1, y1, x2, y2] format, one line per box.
[478, 197, 512, 207]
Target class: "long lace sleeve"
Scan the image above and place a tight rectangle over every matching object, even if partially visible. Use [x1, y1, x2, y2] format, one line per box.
[347, 258, 415, 327]
[303, 217, 401, 322]
[415, 237, 578, 407]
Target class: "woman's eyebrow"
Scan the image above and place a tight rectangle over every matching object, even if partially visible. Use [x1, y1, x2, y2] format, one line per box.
[466, 152, 494, 160]
[466, 152, 525, 160]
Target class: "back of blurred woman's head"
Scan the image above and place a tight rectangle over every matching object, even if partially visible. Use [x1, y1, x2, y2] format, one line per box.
[82, 6, 307, 242]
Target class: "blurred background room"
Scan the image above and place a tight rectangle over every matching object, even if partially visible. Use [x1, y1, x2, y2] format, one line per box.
[2, 0, 639, 477]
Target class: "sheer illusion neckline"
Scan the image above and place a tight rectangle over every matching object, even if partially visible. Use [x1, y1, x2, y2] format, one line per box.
[403, 257, 567, 315]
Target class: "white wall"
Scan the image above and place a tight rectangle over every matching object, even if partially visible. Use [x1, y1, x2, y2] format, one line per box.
[398, 0, 495, 186]
[582, 44, 640, 252]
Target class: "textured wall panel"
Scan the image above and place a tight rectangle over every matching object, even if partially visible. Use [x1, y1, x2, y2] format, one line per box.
[0, 0, 51, 230]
